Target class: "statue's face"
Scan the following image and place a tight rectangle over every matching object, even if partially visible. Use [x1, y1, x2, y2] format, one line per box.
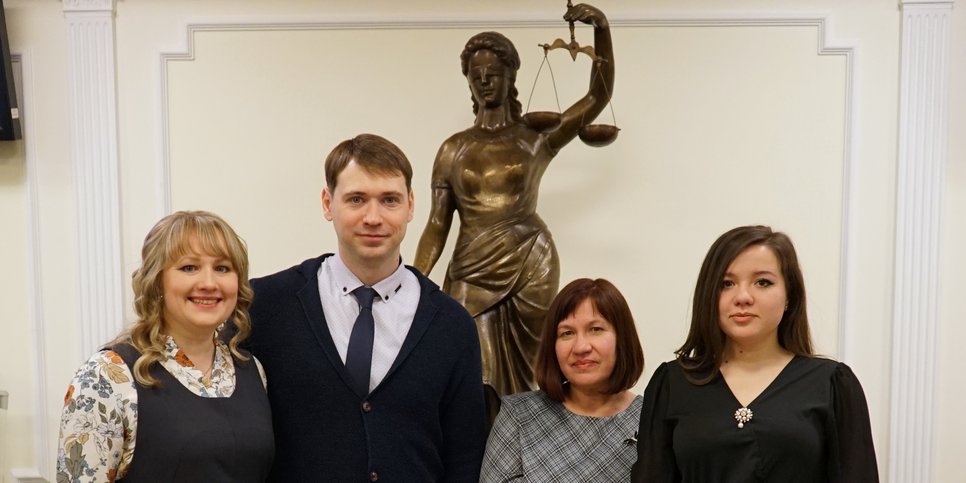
[467, 49, 510, 108]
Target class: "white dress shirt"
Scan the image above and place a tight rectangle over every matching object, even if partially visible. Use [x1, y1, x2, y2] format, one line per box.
[317, 253, 420, 392]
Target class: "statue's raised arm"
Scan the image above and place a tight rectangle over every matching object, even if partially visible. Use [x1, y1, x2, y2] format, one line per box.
[547, 3, 615, 153]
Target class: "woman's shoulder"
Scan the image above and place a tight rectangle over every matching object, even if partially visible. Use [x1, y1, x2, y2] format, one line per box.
[501, 390, 559, 418]
[791, 354, 845, 375]
[229, 342, 255, 361]
[641, 360, 712, 402]
[653, 359, 689, 381]
[611, 393, 644, 420]
[629, 393, 644, 410]
[503, 390, 553, 407]
[72, 349, 134, 384]
[63, 349, 137, 412]
[800, 356, 864, 384]
[783, 355, 868, 389]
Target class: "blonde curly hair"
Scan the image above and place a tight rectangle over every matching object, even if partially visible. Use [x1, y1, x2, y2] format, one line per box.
[118, 210, 253, 387]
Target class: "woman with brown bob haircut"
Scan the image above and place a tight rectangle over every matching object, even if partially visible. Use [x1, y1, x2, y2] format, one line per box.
[632, 225, 878, 482]
[481, 278, 644, 482]
[57, 211, 274, 482]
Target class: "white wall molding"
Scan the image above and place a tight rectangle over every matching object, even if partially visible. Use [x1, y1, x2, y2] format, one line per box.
[62, 0, 113, 14]
[64, 0, 124, 358]
[14, 49, 51, 483]
[890, 1, 952, 482]
[9, 467, 47, 483]
[157, 15, 857, 360]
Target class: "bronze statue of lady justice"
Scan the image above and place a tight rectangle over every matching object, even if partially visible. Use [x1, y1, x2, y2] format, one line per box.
[414, 2, 616, 419]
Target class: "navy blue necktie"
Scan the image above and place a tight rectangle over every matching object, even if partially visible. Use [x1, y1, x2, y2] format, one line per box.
[346, 287, 378, 396]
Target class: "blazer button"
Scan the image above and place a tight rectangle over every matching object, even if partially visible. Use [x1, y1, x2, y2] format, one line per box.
[369, 470, 378, 481]
[362, 401, 372, 412]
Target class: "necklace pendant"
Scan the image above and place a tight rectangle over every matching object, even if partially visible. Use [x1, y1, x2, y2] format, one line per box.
[734, 407, 753, 429]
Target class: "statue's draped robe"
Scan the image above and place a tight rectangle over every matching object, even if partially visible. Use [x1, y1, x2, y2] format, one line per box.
[439, 127, 560, 396]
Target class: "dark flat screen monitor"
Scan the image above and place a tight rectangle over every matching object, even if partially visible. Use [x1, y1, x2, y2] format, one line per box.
[0, 0, 21, 141]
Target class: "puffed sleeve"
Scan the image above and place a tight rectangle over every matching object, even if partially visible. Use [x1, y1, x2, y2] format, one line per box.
[631, 362, 678, 483]
[828, 363, 879, 482]
[56, 350, 138, 483]
[480, 396, 524, 482]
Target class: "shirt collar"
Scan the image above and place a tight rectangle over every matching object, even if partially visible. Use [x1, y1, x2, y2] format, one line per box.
[331, 253, 408, 303]
[160, 334, 227, 364]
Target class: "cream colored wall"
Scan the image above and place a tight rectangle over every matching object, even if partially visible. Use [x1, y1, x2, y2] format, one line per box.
[0, 0, 962, 480]
[0, 140, 33, 479]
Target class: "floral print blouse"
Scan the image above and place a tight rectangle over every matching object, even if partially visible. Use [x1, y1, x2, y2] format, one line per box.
[57, 336, 266, 483]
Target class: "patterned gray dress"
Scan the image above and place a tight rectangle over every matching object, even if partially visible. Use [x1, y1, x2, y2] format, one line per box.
[481, 390, 643, 483]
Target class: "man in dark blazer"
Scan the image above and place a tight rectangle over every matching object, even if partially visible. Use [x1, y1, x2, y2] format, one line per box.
[247, 134, 487, 482]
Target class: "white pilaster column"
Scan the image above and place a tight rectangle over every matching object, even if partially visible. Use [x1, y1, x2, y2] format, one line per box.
[63, 0, 123, 357]
[890, 1, 952, 482]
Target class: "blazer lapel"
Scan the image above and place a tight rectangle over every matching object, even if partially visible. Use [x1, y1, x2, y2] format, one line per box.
[382, 269, 438, 381]
[296, 257, 360, 395]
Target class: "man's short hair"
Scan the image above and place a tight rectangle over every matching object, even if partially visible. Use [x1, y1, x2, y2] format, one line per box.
[324, 133, 413, 191]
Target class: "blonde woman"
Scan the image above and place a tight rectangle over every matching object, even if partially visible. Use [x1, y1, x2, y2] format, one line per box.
[57, 211, 273, 482]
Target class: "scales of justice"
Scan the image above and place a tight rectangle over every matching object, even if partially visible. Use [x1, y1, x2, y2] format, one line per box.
[525, 0, 620, 146]
[414, 0, 619, 425]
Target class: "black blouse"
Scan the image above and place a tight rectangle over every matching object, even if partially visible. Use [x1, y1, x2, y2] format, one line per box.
[631, 356, 878, 483]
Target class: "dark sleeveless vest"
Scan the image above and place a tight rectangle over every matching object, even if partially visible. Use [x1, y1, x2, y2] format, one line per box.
[112, 343, 274, 482]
